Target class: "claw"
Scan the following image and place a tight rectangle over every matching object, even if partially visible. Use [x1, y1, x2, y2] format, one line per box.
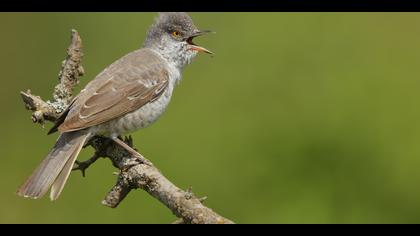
[72, 153, 101, 177]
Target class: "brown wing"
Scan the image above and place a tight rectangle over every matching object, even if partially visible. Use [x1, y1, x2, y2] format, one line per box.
[58, 48, 169, 133]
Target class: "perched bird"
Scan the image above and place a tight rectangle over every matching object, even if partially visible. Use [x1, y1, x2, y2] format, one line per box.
[17, 12, 212, 200]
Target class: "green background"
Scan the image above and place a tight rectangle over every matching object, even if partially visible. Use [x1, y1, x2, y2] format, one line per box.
[1, 13, 420, 223]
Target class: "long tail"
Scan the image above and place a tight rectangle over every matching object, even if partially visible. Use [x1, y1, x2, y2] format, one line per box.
[17, 130, 90, 200]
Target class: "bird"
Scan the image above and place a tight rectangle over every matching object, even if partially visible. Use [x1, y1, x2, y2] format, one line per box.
[17, 12, 213, 201]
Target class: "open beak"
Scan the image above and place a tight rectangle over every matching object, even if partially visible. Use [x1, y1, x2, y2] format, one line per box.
[186, 30, 214, 54]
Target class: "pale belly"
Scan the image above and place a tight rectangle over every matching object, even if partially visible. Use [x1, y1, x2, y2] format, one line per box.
[90, 86, 173, 138]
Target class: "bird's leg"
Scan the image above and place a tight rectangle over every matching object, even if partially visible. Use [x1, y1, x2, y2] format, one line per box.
[72, 152, 101, 177]
[112, 136, 152, 166]
[72, 137, 112, 176]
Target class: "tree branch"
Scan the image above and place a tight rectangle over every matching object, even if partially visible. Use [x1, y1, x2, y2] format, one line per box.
[20, 29, 233, 224]
[21, 29, 84, 125]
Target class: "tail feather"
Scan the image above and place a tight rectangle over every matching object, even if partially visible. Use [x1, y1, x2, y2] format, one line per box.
[50, 137, 85, 201]
[17, 131, 89, 200]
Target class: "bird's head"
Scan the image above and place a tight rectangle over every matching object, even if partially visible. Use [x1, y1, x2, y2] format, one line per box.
[144, 12, 213, 68]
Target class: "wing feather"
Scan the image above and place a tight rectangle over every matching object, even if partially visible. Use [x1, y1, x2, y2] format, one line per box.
[58, 49, 170, 132]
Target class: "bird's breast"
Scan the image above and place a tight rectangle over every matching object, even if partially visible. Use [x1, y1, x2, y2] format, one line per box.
[92, 85, 173, 137]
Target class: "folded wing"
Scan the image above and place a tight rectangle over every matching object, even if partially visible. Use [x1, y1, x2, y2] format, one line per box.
[57, 48, 169, 133]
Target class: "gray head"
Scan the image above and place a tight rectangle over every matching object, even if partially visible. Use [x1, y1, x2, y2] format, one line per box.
[144, 12, 212, 68]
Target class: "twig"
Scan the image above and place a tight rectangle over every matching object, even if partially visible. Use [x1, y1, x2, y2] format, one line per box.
[20, 29, 234, 224]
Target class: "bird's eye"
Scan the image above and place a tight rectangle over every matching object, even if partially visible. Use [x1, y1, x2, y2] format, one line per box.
[172, 31, 181, 38]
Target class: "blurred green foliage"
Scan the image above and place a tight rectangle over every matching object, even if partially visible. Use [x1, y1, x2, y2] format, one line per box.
[1, 13, 420, 223]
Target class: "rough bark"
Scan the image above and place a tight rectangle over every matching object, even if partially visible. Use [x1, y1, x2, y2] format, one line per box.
[20, 29, 234, 224]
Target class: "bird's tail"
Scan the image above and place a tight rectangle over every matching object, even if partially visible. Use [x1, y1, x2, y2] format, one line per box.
[17, 130, 90, 200]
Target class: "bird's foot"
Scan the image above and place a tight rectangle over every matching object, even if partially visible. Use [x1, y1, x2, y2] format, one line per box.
[72, 153, 101, 177]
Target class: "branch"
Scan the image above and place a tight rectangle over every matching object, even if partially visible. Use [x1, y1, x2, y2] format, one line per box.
[21, 29, 84, 125]
[20, 29, 233, 224]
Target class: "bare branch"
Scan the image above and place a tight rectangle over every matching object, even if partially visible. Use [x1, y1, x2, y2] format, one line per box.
[21, 29, 83, 125]
[93, 138, 234, 223]
[20, 90, 59, 124]
[102, 171, 133, 208]
[19, 29, 234, 224]
[53, 29, 84, 104]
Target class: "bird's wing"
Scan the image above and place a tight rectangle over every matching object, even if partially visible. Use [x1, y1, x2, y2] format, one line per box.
[58, 48, 170, 133]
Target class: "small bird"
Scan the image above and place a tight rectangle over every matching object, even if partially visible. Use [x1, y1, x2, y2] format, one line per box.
[17, 12, 212, 200]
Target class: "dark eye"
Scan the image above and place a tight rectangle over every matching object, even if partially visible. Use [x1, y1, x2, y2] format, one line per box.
[172, 31, 181, 38]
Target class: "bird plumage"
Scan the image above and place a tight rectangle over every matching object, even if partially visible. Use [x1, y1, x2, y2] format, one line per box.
[17, 131, 89, 200]
[17, 12, 210, 201]
[56, 49, 169, 134]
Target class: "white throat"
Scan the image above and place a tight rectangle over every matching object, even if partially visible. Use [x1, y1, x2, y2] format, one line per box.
[150, 40, 198, 71]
